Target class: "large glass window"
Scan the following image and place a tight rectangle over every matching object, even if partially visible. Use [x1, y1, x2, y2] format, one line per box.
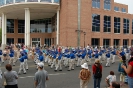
[114, 6, 119, 11]
[18, 20, 25, 33]
[92, 0, 100, 8]
[121, 8, 126, 13]
[123, 39, 128, 48]
[131, 40, 133, 46]
[104, 15, 111, 32]
[32, 38, 40, 47]
[7, 38, 14, 45]
[30, 19, 52, 33]
[92, 14, 100, 32]
[7, 19, 14, 33]
[103, 39, 110, 48]
[27, 0, 38, 2]
[114, 17, 120, 33]
[40, 0, 51, 2]
[104, 0, 111, 10]
[132, 20, 133, 34]
[54, 0, 59, 3]
[0, 0, 5, 6]
[114, 39, 120, 48]
[15, 0, 25, 3]
[6, 0, 13, 4]
[123, 18, 129, 34]
[18, 38, 24, 43]
[45, 38, 51, 47]
[91, 38, 99, 48]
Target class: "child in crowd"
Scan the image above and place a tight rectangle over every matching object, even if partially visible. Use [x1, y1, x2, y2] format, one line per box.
[105, 71, 116, 88]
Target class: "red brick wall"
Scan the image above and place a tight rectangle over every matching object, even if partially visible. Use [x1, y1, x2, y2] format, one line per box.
[59, 0, 133, 47]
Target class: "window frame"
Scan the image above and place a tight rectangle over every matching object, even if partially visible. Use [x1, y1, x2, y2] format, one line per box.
[92, 14, 100, 32]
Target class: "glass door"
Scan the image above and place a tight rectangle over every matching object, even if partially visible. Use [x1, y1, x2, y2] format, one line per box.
[32, 38, 41, 47]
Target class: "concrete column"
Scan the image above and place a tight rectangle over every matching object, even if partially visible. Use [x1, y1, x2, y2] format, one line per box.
[25, 8, 30, 47]
[52, 0, 54, 3]
[128, 39, 131, 48]
[100, 38, 103, 48]
[5, 0, 6, 4]
[4, 15, 7, 44]
[110, 38, 113, 48]
[2, 13, 5, 49]
[1, 13, 6, 50]
[120, 39, 123, 48]
[27, 8, 30, 47]
[25, 9, 27, 46]
[56, 10, 59, 45]
[13, 0, 15, 3]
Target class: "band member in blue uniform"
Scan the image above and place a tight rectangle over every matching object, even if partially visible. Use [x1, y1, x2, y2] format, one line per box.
[18, 53, 26, 74]
[68, 51, 75, 71]
[105, 51, 111, 67]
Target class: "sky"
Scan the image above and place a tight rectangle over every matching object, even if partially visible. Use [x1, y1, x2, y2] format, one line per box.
[114, 0, 133, 14]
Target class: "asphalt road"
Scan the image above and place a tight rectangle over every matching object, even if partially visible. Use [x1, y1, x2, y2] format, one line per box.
[0, 57, 129, 88]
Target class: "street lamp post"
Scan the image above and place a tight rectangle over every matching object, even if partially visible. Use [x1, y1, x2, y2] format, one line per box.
[83, 32, 86, 48]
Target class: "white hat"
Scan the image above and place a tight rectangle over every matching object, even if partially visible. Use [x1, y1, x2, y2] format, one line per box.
[37, 62, 44, 68]
[81, 63, 88, 69]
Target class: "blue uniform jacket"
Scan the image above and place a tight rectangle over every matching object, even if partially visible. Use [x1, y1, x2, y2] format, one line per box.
[9, 53, 14, 57]
[106, 53, 110, 58]
[0, 50, 2, 55]
[19, 56, 25, 62]
[99, 51, 102, 56]
[120, 51, 125, 56]
[58, 55, 62, 60]
[70, 53, 75, 59]
[111, 50, 116, 55]
[67, 54, 70, 58]
[94, 53, 99, 58]
[81, 53, 86, 59]
[39, 55, 44, 61]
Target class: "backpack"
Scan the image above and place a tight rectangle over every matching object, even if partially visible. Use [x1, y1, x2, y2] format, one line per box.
[94, 65, 102, 79]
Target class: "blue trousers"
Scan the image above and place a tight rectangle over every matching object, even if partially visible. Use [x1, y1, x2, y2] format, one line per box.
[128, 76, 133, 88]
[93, 76, 101, 88]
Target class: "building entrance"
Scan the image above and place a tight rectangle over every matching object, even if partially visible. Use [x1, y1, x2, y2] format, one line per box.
[32, 38, 41, 47]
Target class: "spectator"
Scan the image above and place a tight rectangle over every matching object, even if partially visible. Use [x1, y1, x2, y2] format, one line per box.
[110, 81, 120, 88]
[79, 63, 91, 88]
[34, 62, 49, 88]
[4, 64, 18, 88]
[105, 71, 116, 87]
[122, 52, 133, 88]
[118, 55, 127, 86]
[92, 59, 102, 88]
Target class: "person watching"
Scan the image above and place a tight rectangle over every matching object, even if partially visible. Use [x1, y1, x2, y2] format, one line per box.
[122, 52, 133, 88]
[4, 64, 18, 88]
[34, 62, 49, 88]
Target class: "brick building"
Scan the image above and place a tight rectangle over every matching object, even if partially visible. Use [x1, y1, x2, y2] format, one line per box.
[0, 0, 133, 48]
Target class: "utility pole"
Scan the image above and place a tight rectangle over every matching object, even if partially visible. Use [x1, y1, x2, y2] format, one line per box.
[77, 0, 81, 47]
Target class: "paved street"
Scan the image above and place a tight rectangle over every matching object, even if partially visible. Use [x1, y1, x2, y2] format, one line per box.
[0, 57, 129, 88]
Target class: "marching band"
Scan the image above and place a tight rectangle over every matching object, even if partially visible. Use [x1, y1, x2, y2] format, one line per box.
[0, 44, 131, 74]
